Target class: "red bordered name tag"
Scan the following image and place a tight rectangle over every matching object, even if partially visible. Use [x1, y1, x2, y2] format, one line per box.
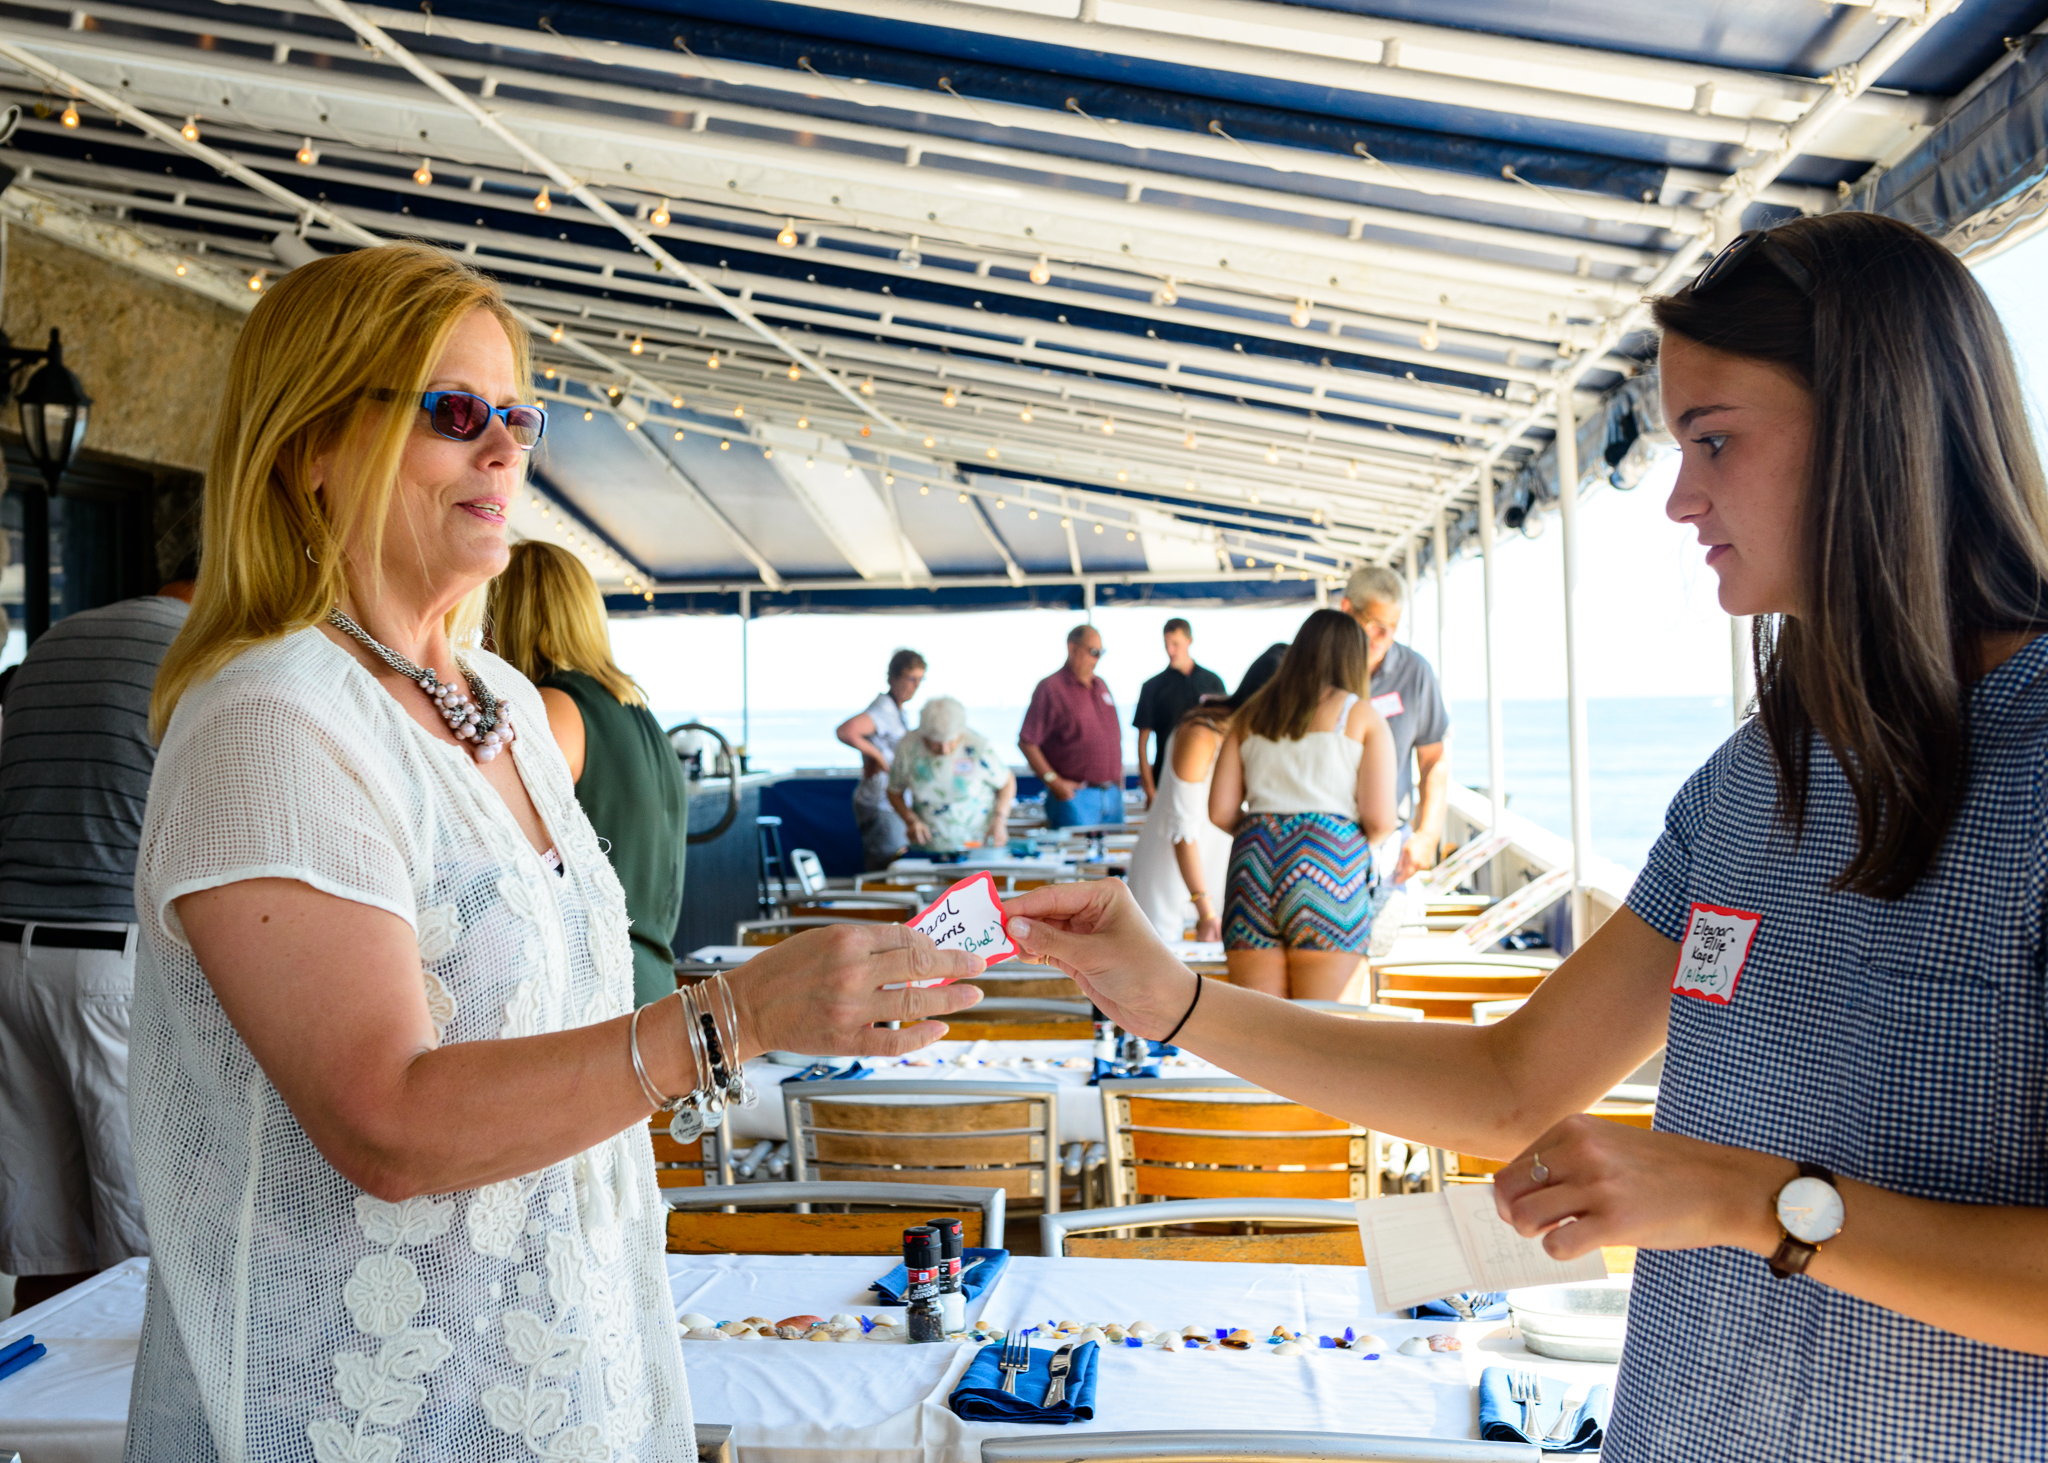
[889, 871, 1016, 987]
[1370, 691, 1405, 718]
[1671, 901, 1762, 1005]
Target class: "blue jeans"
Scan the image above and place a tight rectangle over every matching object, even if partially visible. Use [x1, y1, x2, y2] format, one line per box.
[1045, 783, 1124, 828]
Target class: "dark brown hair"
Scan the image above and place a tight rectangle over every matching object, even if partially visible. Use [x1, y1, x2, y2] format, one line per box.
[1653, 211, 2048, 898]
[1234, 609, 1370, 743]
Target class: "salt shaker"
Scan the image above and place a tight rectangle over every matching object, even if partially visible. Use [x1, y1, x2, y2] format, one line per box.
[927, 1216, 967, 1333]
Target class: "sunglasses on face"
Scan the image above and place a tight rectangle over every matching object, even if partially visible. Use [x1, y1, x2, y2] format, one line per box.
[1690, 229, 1816, 299]
[1083, 646, 1105, 658]
[370, 389, 548, 449]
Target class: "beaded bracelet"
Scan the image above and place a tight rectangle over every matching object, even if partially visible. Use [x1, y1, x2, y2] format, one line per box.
[661, 974, 757, 1144]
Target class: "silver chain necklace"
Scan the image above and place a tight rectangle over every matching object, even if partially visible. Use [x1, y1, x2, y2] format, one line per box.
[327, 608, 518, 763]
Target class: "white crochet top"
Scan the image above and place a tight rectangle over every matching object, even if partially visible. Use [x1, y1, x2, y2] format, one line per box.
[128, 627, 692, 1462]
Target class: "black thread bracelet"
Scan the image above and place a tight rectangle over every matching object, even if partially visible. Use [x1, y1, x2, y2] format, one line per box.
[1159, 969, 1204, 1045]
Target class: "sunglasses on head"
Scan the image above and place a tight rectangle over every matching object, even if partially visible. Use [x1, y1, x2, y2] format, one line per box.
[370, 389, 548, 449]
[1690, 229, 1817, 299]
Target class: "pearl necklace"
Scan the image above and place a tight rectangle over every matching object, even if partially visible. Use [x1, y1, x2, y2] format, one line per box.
[327, 609, 518, 763]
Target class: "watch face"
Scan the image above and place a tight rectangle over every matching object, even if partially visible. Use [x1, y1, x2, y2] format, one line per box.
[1777, 1175, 1845, 1245]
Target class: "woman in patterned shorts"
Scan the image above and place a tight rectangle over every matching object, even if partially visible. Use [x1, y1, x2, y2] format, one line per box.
[1206, 609, 1397, 999]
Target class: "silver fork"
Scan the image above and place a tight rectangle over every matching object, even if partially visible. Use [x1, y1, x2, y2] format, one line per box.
[1509, 1371, 1541, 1436]
[997, 1331, 1030, 1395]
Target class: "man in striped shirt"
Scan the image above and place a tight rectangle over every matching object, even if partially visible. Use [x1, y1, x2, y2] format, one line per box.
[0, 570, 192, 1314]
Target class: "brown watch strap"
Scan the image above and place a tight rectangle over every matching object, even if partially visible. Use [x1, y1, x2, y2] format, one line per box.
[1766, 1162, 1836, 1280]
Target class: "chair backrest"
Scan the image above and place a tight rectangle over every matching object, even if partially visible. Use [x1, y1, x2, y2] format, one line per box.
[1041, 1198, 1363, 1266]
[945, 996, 1094, 1040]
[967, 964, 1084, 1000]
[736, 915, 872, 945]
[790, 847, 828, 896]
[1291, 999, 1425, 1022]
[785, 1080, 1062, 1210]
[647, 1110, 731, 1188]
[662, 1179, 1006, 1253]
[1099, 1078, 1375, 1205]
[981, 1430, 1538, 1461]
[784, 900, 912, 924]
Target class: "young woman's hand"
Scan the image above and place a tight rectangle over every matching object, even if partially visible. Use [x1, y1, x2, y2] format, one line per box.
[1192, 894, 1222, 943]
[731, 923, 986, 1058]
[1005, 880, 1193, 1038]
[1490, 1112, 1790, 1259]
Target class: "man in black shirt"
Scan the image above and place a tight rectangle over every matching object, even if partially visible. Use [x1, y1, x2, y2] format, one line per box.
[1132, 617, 1226, 806]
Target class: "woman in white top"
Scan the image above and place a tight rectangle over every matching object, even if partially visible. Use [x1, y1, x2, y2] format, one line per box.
[836, 649, 925, 870]
[1126, 653, 1285, 941]
[130, 244, 983, 1461]
[1207, 609, 1397, 1000]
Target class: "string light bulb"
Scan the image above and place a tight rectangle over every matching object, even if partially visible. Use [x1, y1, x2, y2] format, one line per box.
[180, 115, 200, 142]
[776, 219, 798, 247]
[1126, 529, 1136, 540]
[1115, 471, 1128, 482]
[1093, 521, 1104, 533]
[1101, 418, 1115, 435]
[884, 472, 895, 485]
[1183, 432, 1197, 450]
[1419, 320, 1440, 351]
[60, 101, 80, 129]
[296, 137, 318, 166]
[533, 185, 552, 213]
[859, 378, 874, 396]
[706, 354, 720, 369]
[247, 269, 266, 292]
[550, 324, 565, 343]
[762, 447, 773, 458]
[788, 364, 801, 381]
[629, 336, 645, 355]
[543, 368, 556, 380]
[413, 158, 434, 186]
[1289, 299, 1311, 329]
[732, 404, 745, 417]
[942, 389, 956, 407]
[1028, 509, 1039, 519]
[583, 409, 595, 421]
[995, 497, 1005, 509]
[719, 439, 730, 450]
[1153, 279, 1178, 307]
[919, 483, 929, 495]
[986, 447, 999, 459]
[673, 429, 685, 440]
[1264, 446, 1279, 464]
[671, 395, 685, 408]
[173, 261, 188, 277]
[923, 436, 936, 448]
[1029, 255, 1051, 286]
[959, 492, 970, 503]
[651, 198, 671, 227]
[1019, 406, 1033, 423]
[843, 465, 854, 477]
[1345, 460, 1359, 479]
[797, 416, 809, 428]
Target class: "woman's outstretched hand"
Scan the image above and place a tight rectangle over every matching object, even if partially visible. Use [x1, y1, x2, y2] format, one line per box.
[1004, 880, 1195, 1040]
[731, 922, 986, 1059]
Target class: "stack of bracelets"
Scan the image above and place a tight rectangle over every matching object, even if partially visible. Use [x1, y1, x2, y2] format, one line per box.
[628, 972, 757, 1144]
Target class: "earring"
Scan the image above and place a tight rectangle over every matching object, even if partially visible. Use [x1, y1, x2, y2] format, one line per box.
[306, 545, 318, 564]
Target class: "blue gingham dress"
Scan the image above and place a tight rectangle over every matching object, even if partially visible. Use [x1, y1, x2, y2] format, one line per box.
[1618, 635, 2048, 1461]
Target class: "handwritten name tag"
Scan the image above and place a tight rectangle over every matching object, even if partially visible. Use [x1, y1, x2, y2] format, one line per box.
[887, 873, 1016, 987]
[1671, 900, 1762, 1006]
[1370, 691, 1405, 718]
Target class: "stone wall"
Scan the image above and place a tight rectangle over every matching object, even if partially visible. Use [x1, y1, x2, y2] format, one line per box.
[2, 224, 243, 475]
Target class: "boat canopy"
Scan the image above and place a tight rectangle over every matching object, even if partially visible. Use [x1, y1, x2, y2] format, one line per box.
[4, 0, 2046, 615]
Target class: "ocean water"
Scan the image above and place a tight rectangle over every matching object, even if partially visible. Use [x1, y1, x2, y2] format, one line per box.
[655, 694, 1738, 874]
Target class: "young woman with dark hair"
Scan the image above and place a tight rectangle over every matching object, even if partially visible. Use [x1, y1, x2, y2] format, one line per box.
[999, 210, 2048, 1458]
[1205, 608, 1398, 999]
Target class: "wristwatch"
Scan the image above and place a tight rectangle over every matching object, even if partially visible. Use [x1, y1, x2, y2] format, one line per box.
[1766, 1163, 1844, 1278]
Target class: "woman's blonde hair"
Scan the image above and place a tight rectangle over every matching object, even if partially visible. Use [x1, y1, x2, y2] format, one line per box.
[151, 242, 528, 736]
[489, 540, 645, 706]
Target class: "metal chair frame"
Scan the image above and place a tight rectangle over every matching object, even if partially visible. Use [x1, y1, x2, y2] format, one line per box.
[1039, 1196, 1359, 1258]
[661, 1179, 1007, 1249]
[784, 1079, 1062, 1211]
[981, 1430, 1540, 1461]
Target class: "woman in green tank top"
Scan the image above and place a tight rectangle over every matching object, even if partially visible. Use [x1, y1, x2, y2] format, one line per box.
[489, 542, 690, 1007]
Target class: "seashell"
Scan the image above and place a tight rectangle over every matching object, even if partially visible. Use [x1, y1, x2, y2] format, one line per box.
[1427, 1332, 1461, 1353]
[775, 1325, 806, 1340]
[716, 1321, 750, 1336]
[830, 1313, 861, 1328]
[1103, 1325, 1127, 1342]
[776, 1314, 824, 1330]
[1274, 1340, 1307, 1356]
[1396, 1336, 1432, 1357]
[835, 1329, 864, 1343]
[680, 1312, 716, 1331]
[1270, 1326, 1299, 1340]
[1354, 1333, 1385, 1352]
[682, 1327, 725, 1341]
[732, 1327, 763, 1340]
[1076, 1326, 1105, 1345]
[744, 1316, 773, 1329]
[1129, 1321, 1158, 1338]
[1158, 1332, 1183, 1351]
[805, 1329, 835, 1342]
[1180, 1324, 1209, 1339]
[1221, 1329, 1254, 1349]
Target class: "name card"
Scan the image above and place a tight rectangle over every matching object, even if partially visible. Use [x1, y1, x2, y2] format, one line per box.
[891, 872, 1016, 986]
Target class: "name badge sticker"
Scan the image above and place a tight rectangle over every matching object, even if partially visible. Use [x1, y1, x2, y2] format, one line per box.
[887, 872, 1016, 987]
[1370, 691, 1405, 718]
[1671, 901, 1763, 1005]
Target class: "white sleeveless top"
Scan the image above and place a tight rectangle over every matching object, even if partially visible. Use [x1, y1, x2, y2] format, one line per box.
[1127, 728, 1233, 938]
[1240, 694, 1364, 819]
[129, 628, 691, 1462]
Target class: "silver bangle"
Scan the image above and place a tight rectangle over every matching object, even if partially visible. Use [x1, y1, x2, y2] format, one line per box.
[628, 995, 678, 1111]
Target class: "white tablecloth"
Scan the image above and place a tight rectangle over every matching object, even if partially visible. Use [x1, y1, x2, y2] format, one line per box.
[2, 1254, 1616, 1463]
[733, 1041, 1231, 1147]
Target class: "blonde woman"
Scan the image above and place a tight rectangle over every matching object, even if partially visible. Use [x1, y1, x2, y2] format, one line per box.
[490, 541, 688, 1008]
[130, 244, 982, 1460]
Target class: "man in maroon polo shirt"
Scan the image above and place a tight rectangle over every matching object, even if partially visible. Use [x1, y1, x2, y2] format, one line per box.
[1018, 623, 1126, 828]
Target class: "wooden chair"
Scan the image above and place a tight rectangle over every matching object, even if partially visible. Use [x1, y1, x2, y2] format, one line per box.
[735, 915, 877, 945]
[1445, 1099, 1657, 1182]
[1372, 956, 1554, 1020]
[981, 1430, 1531, 1461]
[662, 1179, 1006, 1253]
[785, 1079, 1062, 1210]
[647, 1110, 731, 1188]
[1099, 1078, 1380, 1204]
[1290, 999, 1425, 1022]
[966, 963, 1085, 1000]
[945, 996, 1094, 1040]
[784, 899, 914, 923]
[1039, 1197, 1362, 1266]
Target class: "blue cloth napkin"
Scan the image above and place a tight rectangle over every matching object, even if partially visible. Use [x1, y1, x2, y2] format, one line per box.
[1410, 1291, 1510, 1321]
[1088, 1040, 1179, 1084]
[1477, 1366, 1610, 1452]
[870, 1247, 1010, 1306]
[781, 1060, 870, 1084]
[0, 1334, 46, 1382]
[949, 1338, 1098, 1424]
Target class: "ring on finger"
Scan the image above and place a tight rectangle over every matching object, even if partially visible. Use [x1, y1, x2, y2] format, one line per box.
[1529, 1152, 1550, 1185]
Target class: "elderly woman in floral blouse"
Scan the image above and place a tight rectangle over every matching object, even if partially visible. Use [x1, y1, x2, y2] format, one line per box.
[886, 696, 1017, 855]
